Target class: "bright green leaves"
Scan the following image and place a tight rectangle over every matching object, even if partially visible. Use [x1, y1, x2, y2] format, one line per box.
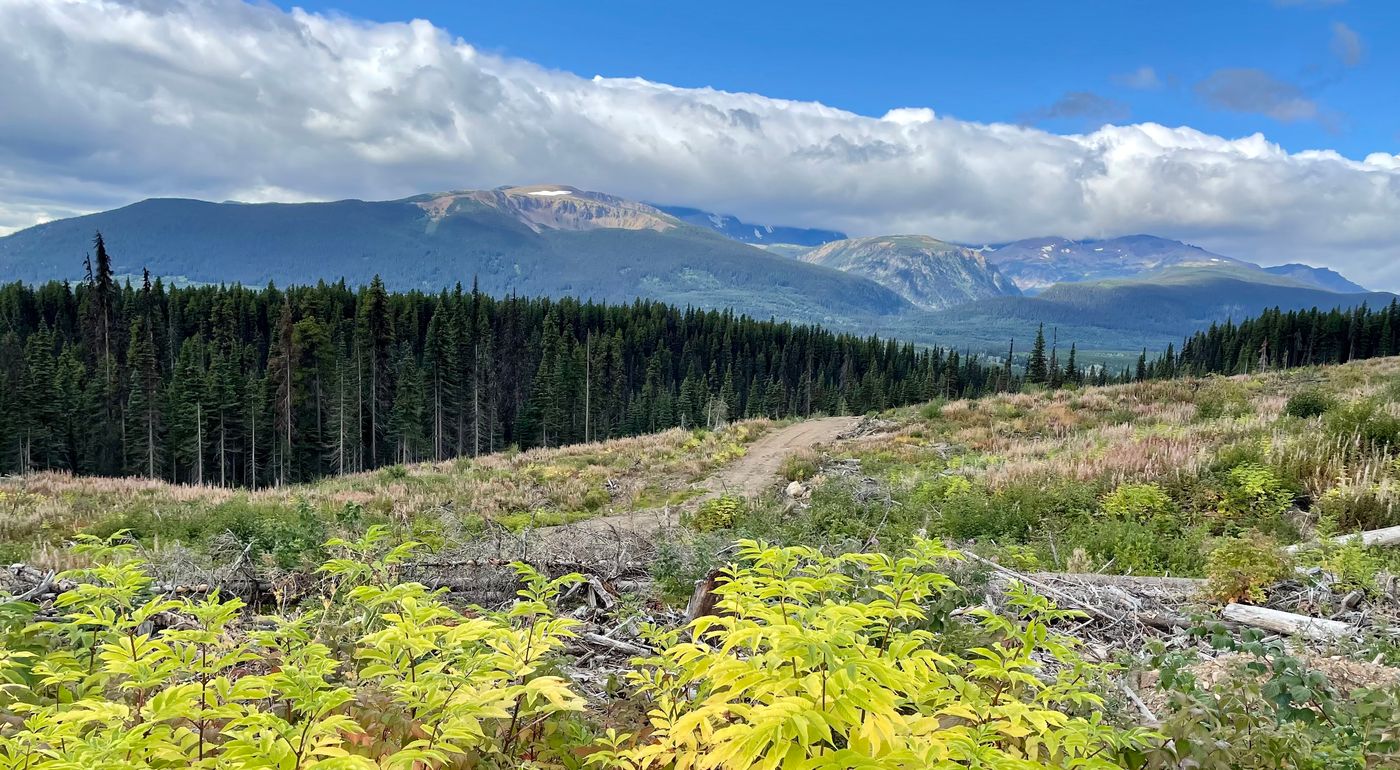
[597, 538, 1152, 770]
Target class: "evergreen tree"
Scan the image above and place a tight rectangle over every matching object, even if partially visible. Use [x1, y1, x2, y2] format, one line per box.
[125, 315, 162, 477]
[1026, 324, 1048, 385]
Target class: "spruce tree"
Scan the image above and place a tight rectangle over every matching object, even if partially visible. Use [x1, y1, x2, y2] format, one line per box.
[1026, 324, 1048, 385]
[124, 316, 161, 477]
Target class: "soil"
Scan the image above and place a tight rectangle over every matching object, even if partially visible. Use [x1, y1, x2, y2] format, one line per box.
[535, 416, 860, 541]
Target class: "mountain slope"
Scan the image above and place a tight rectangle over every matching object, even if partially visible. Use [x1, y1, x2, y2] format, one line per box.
[798, 235, 1019, 310]
[0, 186, 910, 324]
[894, 266, 1396, 352]
[984, 234, 1250, 292]
[654, 205, 844, 246]
[1263, 263, 1369, 293]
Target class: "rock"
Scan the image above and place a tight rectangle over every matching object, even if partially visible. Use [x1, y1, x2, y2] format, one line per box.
[785, 481, 810, 499]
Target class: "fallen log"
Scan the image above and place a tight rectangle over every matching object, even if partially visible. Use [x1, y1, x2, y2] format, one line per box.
[579, 632, 652, 657]
[1221, 603, 1353, 642]
[965, 552, 1122, 623]
[1284, 525, 1400, 554]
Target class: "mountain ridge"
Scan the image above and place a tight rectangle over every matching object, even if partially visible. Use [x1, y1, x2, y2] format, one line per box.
[0, 188, 912, 326]
[799, 235, 1020, 310]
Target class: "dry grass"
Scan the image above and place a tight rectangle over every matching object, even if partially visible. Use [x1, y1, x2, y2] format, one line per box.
[867, 357, 1400, 503]
[0, 420, 775, 554]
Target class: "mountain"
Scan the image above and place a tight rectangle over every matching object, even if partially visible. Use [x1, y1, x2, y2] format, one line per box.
[984, 234, 1250, 293]
[653, 205, 844, 246]
[894, 265, 1396, 353]
[0, 185, 910, 325]
[1263, 263, 1369, 293]
[797, 235, 1019, 310]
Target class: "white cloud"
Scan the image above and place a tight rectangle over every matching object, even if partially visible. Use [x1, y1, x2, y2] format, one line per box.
[1, 0, 1399, 288]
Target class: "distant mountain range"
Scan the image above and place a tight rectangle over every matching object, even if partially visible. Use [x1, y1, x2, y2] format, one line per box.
[799, 235, 1019, 310]
[0, 185, 908, 326]
[980, 235, 1249, 293]
[0, 185, 1387, 353]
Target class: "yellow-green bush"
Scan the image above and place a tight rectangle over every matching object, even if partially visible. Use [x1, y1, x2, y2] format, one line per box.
[590, 540, 1153, 770]
[1205, 533, 1292, 603]
[688, 495, 744, 532]
[1102, 482, 1174, 521]
[0, 531, 1158, 770]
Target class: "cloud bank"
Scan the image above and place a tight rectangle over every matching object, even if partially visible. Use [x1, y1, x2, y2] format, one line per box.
[1, 0, 1399, 288]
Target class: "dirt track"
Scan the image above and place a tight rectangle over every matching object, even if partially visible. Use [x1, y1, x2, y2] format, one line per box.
[700, 416, 860, 498]
[534, 416, 859, 541]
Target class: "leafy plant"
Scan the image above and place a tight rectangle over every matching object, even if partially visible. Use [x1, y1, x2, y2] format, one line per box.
[1148, 627, 1400, 769]
[779, 448, 820, 482]
[1102, 483, 1175, 521]
[589, 539, 1155, 770]
[1205, 533, 1292, 603]
[1285, 388, 1335, 419]
[1218, 464, 1294, 521]
[688, 495, 744, 532]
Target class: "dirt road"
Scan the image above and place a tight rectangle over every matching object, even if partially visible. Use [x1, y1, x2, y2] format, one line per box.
[700, 416, 860, 499]
[532, 416, 860, 543]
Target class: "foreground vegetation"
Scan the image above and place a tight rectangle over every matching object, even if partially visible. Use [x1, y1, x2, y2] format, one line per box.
[5, 340, 1400, 767]
[0, 532, 1168, 769]
[685, 357, 1400, 597]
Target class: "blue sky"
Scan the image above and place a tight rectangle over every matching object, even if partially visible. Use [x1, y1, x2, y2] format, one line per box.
[283, 0, 1397, 159]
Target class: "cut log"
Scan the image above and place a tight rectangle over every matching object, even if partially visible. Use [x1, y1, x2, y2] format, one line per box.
[1284, 525, 1400, 554]
[1221, 603, 1353, 641]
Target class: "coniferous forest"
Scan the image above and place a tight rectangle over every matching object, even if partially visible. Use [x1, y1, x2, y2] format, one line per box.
[5, 234, 1399, 488]
[0, 236, 1014, 486]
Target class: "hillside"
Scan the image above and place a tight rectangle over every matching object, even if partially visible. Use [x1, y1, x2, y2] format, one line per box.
[5, 345, 1400, 768]
[653, 204, 844, 246]
[1264, 262, 1370, 292]
[900, 265, 1397, 353]
[984, 234, 1252, 292]
[799, 235, 1020, 310]
[0, 186, 909, 325]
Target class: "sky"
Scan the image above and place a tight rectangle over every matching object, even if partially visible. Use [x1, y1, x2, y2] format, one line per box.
[2, 0, 1400, 287]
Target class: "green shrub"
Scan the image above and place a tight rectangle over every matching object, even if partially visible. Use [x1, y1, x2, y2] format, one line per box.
[1195, 381, 1253, 420]
[780, 448, 820, 482]
[1058, 515, 1210, 576]
[581, 487, 611, 512]
[1205, 533, 1291, 603]
[1150, 627, 1400, 769]
[1319, 540, 1382, 594]
[689, 495, 743, 532]
[1285, 388, 1335, 419]
[1314, 485, 1400, 532]
[1326, 399, 1400, 449]
[1101, 482, 1174, 520]
[917, 399, 947, 421]
[1219, 463, 1294, 520]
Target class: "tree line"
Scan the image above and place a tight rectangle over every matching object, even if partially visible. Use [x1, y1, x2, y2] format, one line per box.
[0, 235, 1017, 486]
[5, 235, 1395, 487]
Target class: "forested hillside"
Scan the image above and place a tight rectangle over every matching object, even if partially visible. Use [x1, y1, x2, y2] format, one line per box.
[0, 237, 1011, 486]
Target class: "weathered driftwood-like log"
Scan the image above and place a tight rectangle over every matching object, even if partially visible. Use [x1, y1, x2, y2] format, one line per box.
[1284, 525, 1400, 554]
[1221, 603, 1353, 641]
[966, 553, 1122, 623]
[579, 632, 652, 657]
[1027, 573, 1207, 591]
